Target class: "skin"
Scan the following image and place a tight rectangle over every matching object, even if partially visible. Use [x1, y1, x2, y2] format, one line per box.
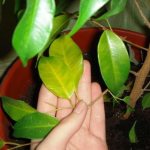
[31, 60, 108, 150]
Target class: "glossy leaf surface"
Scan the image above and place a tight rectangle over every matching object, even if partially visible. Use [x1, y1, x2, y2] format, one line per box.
[142, 93, 150, 110]
[97, 0, 127, 20]
[129, 121, 138, 143]
[1, 97, 36, 121]
[98, 30, 130, 95]
[69, 0, 109, 36]
[38, 56, 75, 99]
[37, 14, 70, 59]
[13, 112, 59, 139]
[12, 0, 55, 66]
[49, 36, 83, 88]
[50, 15, 70, 43]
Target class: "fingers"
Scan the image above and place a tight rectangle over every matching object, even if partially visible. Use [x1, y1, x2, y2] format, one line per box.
[31, 85, 58, 150]
[56, 95, 75, 120]
[36, 101, 88, 150]
[37, 84, 58, 116]
[90, 83, 106, 141]
[77, 60, 92, 128]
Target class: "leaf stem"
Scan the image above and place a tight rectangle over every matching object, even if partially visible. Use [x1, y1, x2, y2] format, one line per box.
[90, 19, 148, 52]
[88, 89, 108, 107]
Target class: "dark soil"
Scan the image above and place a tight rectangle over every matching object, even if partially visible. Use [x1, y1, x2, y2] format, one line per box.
[105, 101, 150, 150]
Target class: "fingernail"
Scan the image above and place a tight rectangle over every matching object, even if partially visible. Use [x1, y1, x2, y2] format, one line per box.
[74, 101, 87, 114]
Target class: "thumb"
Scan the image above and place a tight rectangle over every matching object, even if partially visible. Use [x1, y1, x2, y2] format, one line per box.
[37, 101, 88, 150]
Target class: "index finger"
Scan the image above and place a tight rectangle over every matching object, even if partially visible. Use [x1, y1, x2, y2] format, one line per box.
[37, 84, 58, 116]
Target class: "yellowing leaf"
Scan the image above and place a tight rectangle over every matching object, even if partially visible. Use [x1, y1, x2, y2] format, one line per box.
[49, 35, 83, 88]
[38, 56, 75, 99]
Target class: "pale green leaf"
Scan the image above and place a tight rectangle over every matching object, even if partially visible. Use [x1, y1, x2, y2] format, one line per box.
[0, 139, 5, 149]
[12, 0, 55, 66]
[13, 112, 59, 139]
[97, 0, 127, 20]
[50, 15, 70, 42]
[37, 14, 70, 60]
[129, 121, 138, 143]
[98, 30, 130, 95]
[38, 56, 75, 99]
[49, 35, 83, 88]
[1, 96, 36, 121]
[142, 93, 150, 110]
[69, 0, 109, 36]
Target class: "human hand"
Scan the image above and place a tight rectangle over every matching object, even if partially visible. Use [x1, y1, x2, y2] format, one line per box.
[31, 60, 107, 150]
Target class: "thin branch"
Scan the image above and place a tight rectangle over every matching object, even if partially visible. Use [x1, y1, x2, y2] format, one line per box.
[134, 0, 150, 29]
[122, 38, 148, 52]
[88, 89, 108, 107]
[130, 70, 138, 76]
[90, 19, 148, 52]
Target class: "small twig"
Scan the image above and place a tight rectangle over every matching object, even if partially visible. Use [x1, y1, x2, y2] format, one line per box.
[106, 19, 113, 31]
[88, 89, 108, 107]
[90, 19, 149, 52]
[134, 0, 150, 29]
[123, 38, 148, 52]
[141, 80, 150, 94]
[130, 70, 138, 76]
[90, 19, 107, 30]
[49, 106, 72, 114]
[142, 89, 150, 92]
[7, 142, 33, 150]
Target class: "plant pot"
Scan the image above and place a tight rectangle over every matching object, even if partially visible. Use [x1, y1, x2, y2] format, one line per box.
[0, 28, 148, 150]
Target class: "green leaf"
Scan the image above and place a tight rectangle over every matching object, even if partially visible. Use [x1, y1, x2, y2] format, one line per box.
[38, 56, 75, 99]
[129, 121, 138, 143]
[69, 0, 109, 36]
[49, 35, 83, 88]
[97, 0, 127, 20]
[12, 0, 55, 66]
[98, 30, 130, 95]
[142, 93, 150, 110]
[37, 14, 70, 60]
[50, 14, 70, 43]
[0, 139, 5, 149]
[1, 96, 36, 121]
[13, 112, 59, 139]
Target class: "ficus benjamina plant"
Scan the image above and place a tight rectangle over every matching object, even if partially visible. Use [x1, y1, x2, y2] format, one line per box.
[1, 0, 150, 149]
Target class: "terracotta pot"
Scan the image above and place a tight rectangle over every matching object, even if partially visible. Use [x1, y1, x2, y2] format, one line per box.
[0, 28, 148, 150]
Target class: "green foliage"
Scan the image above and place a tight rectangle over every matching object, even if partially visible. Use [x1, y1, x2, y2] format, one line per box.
[142, 93, 150, 110]
[50, 14, 70, 44]
[69, 0, 109, 36]
[49, 35, 83, 88]
[13, 112, 59, 139]
[0, 139, 5, 149]
[129, 121, 138, 143]
[97, 30, 130, 95]
[97, 0, 128, 20]
[37, 14, 70, 59]
[1, 96, 36, 121]
[12, 0, 55, 66]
